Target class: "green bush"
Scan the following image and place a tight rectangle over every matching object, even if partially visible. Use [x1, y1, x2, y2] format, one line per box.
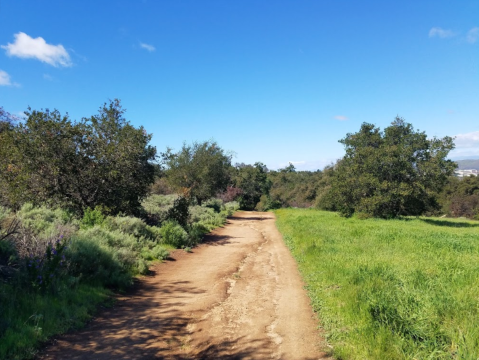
[140, 244, 170, 261]
[16, 203, 78, 239]
[223, 201, 239, 216]
[141, 194, 177, 224]
[81, 207, 105, 229]
[102, 215, 161, 241]
[186, 222, 209, 244]
[189, 206, 226, 229]
[159, 220, 189, 247]
[66, 235, 133, 288]
[203, 198, 223, 213]
[255, 194, 281, 211]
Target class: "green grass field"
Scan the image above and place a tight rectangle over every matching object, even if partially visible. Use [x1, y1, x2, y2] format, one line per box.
[274, 209, 479, 360]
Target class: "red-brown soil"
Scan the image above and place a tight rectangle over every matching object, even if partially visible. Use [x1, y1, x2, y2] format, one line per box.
[38, 212, 331, 359]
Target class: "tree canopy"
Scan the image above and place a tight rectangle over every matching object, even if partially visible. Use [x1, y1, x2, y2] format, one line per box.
[233, 162, 271, 210]
[322, 117, 456, 218]
[163, 140, 232, 205]
[0, 100, 156, 214]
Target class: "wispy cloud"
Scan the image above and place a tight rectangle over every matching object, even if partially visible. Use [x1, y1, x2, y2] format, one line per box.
[140, 42, 155, 52]
[429, 27, 455, 39]
[466, 27, 479, 44]
[454, 131, 479, 148]
[0, 70, 20, 87]
[450, 131, 479, 158]
[43, 74, 53, 81]
[1, 32, 72, 67]
[334, 115, 348, 121]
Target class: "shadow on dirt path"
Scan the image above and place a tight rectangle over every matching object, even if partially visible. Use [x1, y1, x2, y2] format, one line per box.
[38, 211, 331, 360]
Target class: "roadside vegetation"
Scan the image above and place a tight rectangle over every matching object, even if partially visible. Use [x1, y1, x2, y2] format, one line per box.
[275, 208, 479, 359]
[0, 104, 240, 359]
[0, 196, 238, 359]
[1, 102, 478, 359]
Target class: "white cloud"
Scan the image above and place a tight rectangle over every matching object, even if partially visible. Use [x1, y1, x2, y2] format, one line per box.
[429, 27, 455, 39]
[0, 70, 20, 87]
[466, 27, 479, 44]
[449, 131, 479, 158]
[0, 70, 12, 86]
[140, 42, 155, 52]
[454, 131, 479, 148]
[43, 74, 53, 81]
[1, 32, 72, 67]
[334, 115, 348, 121]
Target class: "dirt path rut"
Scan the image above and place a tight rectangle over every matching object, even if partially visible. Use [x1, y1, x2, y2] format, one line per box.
[39, 212, 330, 359]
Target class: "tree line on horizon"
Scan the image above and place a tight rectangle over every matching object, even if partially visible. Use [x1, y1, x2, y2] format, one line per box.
[1, 101, 478, 220]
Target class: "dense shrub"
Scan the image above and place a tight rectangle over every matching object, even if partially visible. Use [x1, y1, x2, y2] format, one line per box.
[66, 235, 132, 288]
[149, 177, 173, 195]
[16, 203, 78, 239]
[23, 236, 68, 292]
[188, 206, 226, 230]
[159, 220, 189, 247]
[203, 198, 223, 213]
[268, 165, 323, 209]
[223, 201, 239, 216]
[81, 207, 105, 228]
[216, 186, 243, 203]
[166, 196, 189, 227]
[438, 176, 479, 219]
[141, 194, 177, 224]
[102, 215, 161, 242]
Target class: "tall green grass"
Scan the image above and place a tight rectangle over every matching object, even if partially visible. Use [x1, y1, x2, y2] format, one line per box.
[275, 209, 479, 360]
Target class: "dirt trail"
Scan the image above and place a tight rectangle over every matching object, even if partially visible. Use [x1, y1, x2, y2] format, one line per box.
[39, 212, 330, 359]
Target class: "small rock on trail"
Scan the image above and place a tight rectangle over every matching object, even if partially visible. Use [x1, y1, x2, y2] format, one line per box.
[38, 212, 331, 360]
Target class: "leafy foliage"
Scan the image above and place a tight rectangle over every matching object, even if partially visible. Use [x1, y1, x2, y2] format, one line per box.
[267, 163, 323, 208]
[325, 118, 456, 218]
[0, 100, 156, 215]
[233, 162, 271, 210]
[438, 175, 479, 219]
[159, 220, 189, 247]
[163, 140, 232, 205]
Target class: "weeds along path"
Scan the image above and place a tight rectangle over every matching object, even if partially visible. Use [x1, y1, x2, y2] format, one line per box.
[38, 212, 330, 360]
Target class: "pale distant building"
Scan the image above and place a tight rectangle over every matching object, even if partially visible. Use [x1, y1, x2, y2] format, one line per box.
[454, 169, 479, 178]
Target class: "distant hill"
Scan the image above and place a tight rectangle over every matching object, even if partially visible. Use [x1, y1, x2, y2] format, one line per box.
[455, 159, 479, 170]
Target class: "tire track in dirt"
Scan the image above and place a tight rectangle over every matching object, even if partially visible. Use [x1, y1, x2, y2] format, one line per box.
[38, 212, 331, 359]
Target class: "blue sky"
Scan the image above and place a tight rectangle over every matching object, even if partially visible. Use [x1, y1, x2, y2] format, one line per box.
[1, 0, 478, 170]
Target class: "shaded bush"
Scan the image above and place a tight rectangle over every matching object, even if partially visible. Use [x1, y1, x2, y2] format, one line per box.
[166, 196, 189, 228]
[149, 177, 173, 195]
[203, 198, 223, 213]
[438, 176, 479, 219]
[66, 235, 132, 288]
[141, 194, 177, 225]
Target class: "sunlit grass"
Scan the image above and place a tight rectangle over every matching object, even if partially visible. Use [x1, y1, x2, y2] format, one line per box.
[275, 209, 479, 360]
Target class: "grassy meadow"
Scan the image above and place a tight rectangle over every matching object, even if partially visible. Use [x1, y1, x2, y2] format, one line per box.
[275, 209, 479, 360]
